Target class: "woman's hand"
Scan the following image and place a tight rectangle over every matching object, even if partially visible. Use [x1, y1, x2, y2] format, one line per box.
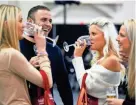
[106, 98, 124, 105]
[74, 39, 87, 57]
[34, 26, 46, 53]
[29, 56, 39, 67]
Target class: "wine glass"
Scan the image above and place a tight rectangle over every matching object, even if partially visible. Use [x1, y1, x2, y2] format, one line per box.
[63, 35, 91, 52]
[106, 86, 117, 99]
[102, 86, 118, 105]
[101, 86, 118, 105]
[23, 22, 59, 47]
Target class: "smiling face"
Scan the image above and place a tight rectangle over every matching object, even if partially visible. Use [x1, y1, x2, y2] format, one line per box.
[33, 9, 52, 36]
[89, 24, 106, 52]
[116, 25, 131, 56]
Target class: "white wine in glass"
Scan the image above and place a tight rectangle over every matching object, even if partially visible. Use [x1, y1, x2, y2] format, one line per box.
[106, 86, 117, 98]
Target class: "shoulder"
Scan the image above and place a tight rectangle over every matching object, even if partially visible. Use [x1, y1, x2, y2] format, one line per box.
[101, 55, 121, 72]
[6, 48, 25, 60]
[1, 48, 18, 55]
[0, 48, 14, 69]
[0, 48, 23, 68]
[9, 48, 21, 55]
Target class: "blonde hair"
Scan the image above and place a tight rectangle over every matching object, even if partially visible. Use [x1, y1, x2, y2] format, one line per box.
[89, 17, 120, 62]
[0, 4, 21, 50]
[123, 19, 135, 98]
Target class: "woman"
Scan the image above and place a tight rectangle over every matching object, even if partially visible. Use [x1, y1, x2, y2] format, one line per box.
[107, 19, 135, 105]
[0, 4, 52, 105]
[72, 17, 124, 105]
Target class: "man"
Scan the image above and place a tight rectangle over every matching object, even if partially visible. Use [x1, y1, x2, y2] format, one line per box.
[20, 5, 73, 105]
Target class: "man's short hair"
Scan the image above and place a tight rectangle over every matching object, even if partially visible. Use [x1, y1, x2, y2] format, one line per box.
[27, 5, 50, 20]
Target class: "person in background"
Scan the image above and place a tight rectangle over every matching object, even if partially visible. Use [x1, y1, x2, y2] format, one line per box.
[72, 17, 125, 105]
[107, 19, 135, 105]
[0, 4, 52, 105]
[20, 5, 73, 105]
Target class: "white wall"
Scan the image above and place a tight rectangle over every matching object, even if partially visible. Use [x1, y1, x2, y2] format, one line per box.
[112, 1, 136, 24]
[0, 0, 44, 21]
[0, 0, 136, 24]
[49, 0, 136, 24]
[0, 0, 8, 4]
[18, 1, 44, 21]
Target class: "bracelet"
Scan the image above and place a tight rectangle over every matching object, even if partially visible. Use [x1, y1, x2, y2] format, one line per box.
[33, 45, 48, 56]
[37, 51, 48, 57]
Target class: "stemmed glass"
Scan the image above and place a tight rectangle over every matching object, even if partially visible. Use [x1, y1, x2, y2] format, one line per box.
[63, 35, 91, 52]
[23, 22, 59, 47]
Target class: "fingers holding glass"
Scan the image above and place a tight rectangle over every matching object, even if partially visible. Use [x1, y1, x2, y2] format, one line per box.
[23, 22, 58, 47]
[74, 39, 87, 57]
[75, 39, 86, 48]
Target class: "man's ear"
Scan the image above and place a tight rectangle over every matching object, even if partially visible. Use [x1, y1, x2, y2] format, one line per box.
[27, 17, 34, 23]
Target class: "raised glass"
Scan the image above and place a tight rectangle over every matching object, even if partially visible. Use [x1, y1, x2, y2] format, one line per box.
[23, 22, 59, 47]
[63, 35, 91, 52]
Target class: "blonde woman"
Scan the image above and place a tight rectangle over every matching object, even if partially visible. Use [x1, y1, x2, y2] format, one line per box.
[72, 17, 124, 105]
[0, 4, 52, 105]
[107, 19, 135, 105]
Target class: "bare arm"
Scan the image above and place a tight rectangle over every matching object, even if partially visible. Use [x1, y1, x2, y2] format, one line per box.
[9, 49, 52, 88]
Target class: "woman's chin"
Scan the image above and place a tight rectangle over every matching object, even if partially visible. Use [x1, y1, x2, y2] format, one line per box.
[18, 35, 24, 40]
